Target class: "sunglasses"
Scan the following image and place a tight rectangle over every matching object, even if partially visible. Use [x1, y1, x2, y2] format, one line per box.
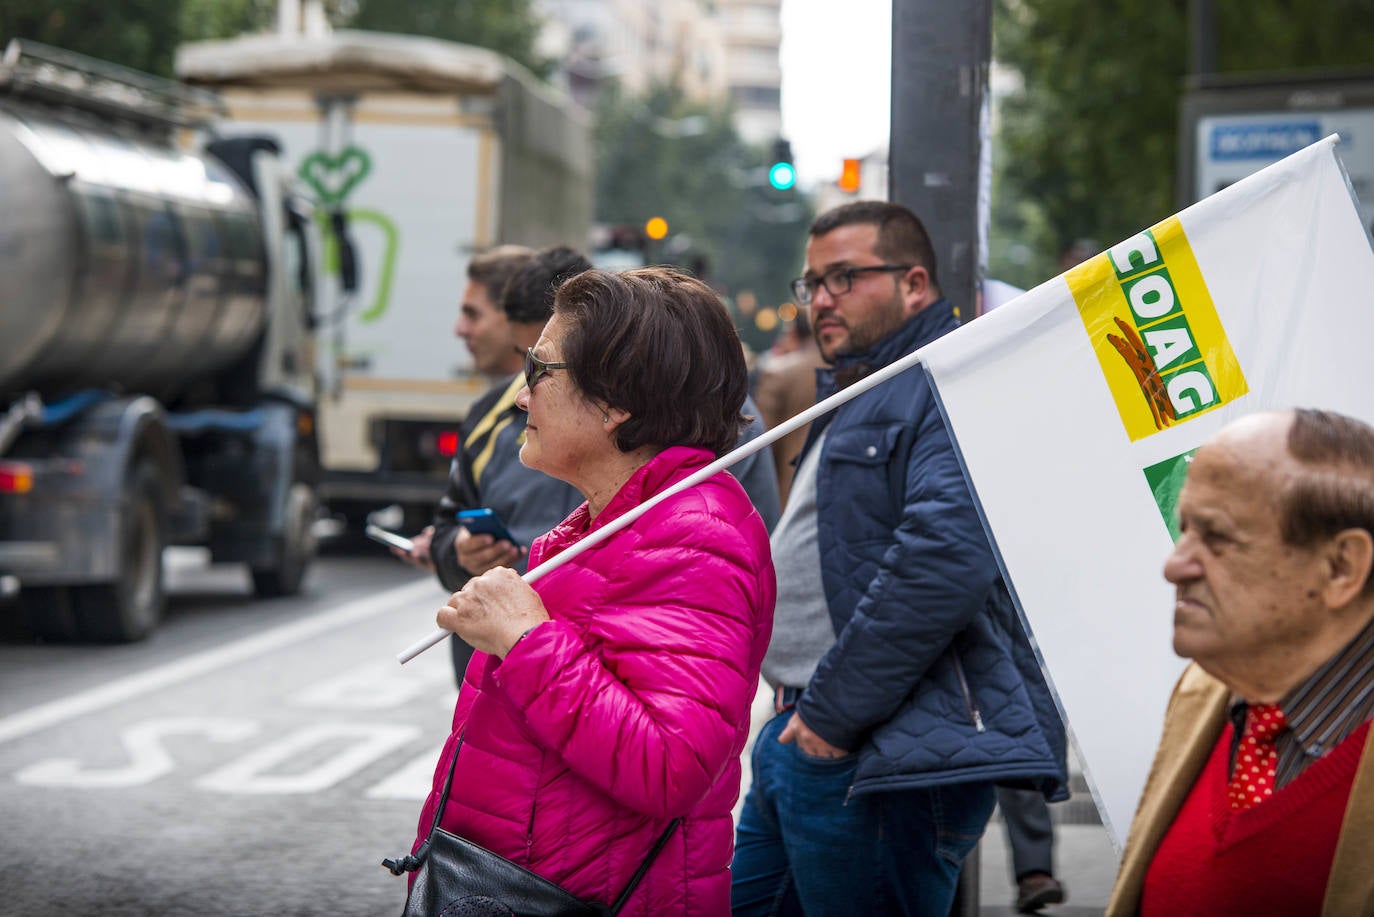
[524, 348, 568, 390]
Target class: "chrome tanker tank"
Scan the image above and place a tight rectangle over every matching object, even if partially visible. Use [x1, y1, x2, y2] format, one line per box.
[0, 101, 268, 402]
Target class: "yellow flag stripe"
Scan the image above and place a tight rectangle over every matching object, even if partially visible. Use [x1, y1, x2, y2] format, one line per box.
[1066, 217, 1248, 442]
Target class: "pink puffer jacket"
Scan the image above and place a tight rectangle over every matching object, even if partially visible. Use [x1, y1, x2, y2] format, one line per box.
[412, 446, 776, 916]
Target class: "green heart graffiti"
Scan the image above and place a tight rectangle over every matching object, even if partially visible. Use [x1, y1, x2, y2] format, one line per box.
[299, 146, 371, 206]
[299, 145, 399, 323]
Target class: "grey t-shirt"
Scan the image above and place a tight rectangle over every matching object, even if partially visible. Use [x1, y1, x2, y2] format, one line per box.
[761, 429, 835, 689]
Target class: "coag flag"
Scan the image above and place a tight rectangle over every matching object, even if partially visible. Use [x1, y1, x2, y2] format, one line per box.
[920, 135, 1374, 847]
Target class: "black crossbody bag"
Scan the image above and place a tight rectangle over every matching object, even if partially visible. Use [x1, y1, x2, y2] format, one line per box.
[384, 738, 680, 917]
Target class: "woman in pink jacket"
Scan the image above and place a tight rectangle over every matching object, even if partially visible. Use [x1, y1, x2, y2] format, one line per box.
[408, 267, 776, 915]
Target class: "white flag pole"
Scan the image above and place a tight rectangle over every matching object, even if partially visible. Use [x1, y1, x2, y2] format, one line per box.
[396, 346, 928, 664]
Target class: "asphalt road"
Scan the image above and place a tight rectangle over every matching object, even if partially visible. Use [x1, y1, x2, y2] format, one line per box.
[0, 543, 457, 917]
[0, 541, 1120, 916]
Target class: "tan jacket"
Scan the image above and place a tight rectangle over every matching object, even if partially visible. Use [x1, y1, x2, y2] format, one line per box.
[1106, 663, 1374, 916]
[752, 344, 824, 505]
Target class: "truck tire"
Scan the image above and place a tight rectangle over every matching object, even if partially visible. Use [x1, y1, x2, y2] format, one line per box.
[250, 481, 317, 597]
[72, 461, 166, 642]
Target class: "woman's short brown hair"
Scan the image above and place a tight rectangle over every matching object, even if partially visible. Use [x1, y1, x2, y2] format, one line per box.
[553, 267, 748, 456]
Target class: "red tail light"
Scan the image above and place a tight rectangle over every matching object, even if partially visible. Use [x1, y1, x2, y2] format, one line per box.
[0, 462, 34, 494]
[436, 431, 460, 457]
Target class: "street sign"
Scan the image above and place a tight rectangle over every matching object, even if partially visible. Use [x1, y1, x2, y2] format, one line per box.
[1181, 73, 1374, 235]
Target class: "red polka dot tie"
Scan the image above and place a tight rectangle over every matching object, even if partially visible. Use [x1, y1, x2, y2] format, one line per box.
[1228, 703, 1287, 810]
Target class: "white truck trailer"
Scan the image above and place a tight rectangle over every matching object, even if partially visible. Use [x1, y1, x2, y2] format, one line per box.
[176, 31, 594, 530]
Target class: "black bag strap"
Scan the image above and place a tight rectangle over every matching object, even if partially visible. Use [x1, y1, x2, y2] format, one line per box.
[429, 733, 464, 834]
[382, 733, 465, 875]
[388, 730, 682, 914]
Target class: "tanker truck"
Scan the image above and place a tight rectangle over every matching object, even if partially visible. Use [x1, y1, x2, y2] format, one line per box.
[0, 40, 327, 642]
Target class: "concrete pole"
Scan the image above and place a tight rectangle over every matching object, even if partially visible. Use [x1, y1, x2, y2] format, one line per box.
[889, 0, 992, 321]
[277, 0, 301, 37]
[303, 0, 330, 39]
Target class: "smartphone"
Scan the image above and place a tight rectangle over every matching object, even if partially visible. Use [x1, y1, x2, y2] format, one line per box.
[456, 508, 521, 547]
[365, 524, 415, 553]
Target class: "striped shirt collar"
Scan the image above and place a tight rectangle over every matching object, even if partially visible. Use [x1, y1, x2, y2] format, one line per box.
[1282, 614, 1374, 759]
[1229, 614, 1374, 787]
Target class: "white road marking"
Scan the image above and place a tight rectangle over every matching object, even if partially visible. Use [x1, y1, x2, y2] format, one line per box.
[15, 717, 259, 788]
[197, 722, 419, 794]
[0, 578, 442, 747]
[365, 742, 448, 800]
[289, 661, 451, 710]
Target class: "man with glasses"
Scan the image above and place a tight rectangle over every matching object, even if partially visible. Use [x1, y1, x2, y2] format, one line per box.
[732, 201, 1067, 916]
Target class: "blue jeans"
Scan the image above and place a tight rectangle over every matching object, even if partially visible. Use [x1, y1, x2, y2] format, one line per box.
[732, 710, 996, 917]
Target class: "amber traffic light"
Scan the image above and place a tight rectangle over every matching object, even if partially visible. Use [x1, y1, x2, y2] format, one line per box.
[839, 158, 862, 194]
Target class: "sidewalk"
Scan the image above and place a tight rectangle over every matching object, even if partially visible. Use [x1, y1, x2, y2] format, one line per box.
[737, 680, 1121, 916]
[978, 819, 1117, 915]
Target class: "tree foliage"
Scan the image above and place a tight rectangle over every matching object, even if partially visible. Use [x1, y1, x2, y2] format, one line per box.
[1, 0, 549, 79]
[179, 0, 275, 46]
[593, 81, 812, 322]
[344, 0, 551, 79]
[0, 0, 184, 76]
[990, 0, 1374, 289]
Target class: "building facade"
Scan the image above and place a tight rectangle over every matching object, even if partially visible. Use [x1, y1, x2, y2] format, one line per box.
[715, 0, 782, 144]
[536, 0, 781, 144]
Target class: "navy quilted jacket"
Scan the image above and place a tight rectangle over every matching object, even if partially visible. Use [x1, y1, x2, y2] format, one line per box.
[795, 300, 1069, 801]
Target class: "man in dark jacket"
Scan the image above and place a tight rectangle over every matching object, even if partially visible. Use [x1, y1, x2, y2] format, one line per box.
[731, 201, 1068, 917]
[428, 247, 593, 590]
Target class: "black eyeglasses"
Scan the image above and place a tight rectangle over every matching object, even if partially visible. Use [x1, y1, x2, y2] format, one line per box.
[790, 264, 912, 305]
[524, 348, 568, 390]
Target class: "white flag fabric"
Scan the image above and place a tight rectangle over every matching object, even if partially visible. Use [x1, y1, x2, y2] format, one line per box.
[919, 135, 1374, 847]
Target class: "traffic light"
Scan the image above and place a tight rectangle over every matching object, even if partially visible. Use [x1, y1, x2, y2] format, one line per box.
[839, 158, 862, 194]
[768, 138, 796, 190]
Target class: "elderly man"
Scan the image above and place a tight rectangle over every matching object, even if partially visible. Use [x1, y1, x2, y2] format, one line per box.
[1107, 408, 1374, 916]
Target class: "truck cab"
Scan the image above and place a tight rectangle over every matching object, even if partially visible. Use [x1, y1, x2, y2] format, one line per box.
[0, 40, 324, 641]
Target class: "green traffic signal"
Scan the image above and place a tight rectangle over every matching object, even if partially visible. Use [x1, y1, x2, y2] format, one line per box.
[768, 161, 796, 190]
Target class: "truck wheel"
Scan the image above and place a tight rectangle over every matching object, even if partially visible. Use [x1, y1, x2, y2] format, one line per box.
[73, 462, 166, 642]
[251, 482, 317, 597]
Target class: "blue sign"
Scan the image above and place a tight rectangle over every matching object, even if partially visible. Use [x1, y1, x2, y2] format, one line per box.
[1210, 122, 1323, 160]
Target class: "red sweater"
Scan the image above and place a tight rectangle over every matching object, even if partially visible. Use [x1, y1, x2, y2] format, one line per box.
[1140, 720, 1369, 916]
